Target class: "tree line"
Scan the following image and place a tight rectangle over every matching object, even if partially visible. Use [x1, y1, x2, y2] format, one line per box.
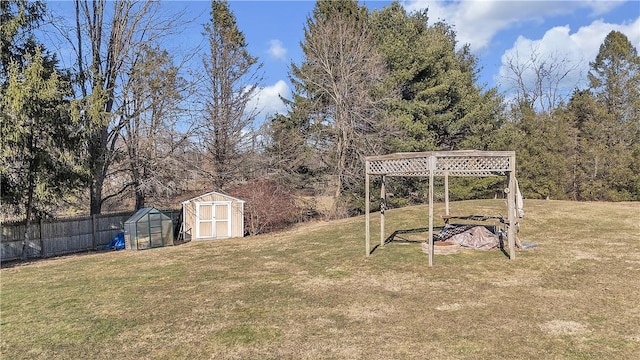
[2, 0, 639, 225]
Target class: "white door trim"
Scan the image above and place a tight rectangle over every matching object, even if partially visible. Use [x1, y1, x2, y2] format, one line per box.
[195, 201, 232, 239]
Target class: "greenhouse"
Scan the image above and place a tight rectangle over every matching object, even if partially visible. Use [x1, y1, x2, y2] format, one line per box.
[124, 207, 174, 250]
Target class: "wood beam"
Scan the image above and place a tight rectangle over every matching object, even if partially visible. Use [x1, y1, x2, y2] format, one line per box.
[507, 171, 516, 260]
[380, 175, 386, 248]
[444, 171, 449, 216]
[428, 157, 435, 267]
[365, 168, 370, 256]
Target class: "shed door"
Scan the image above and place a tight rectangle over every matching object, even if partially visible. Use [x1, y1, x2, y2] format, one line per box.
[196, 202, 231, 239]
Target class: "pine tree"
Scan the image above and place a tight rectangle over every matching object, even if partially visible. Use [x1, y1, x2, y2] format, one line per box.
[582, 31, 640, 200]
[588, 31, 640, 127]
[265, 112, 313, 188]
[1, 49, 81, 222]
[563, 90, 610, 200]
[1, 1, 82, 224]
[0, 0, 45, 80]
[199, 0, 263, 189]
[509, 102, 574, 199]
[370, 2, 503, 153]
[367, 2, 505, 203]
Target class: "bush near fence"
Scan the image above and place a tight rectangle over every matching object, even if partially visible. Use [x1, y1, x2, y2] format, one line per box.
[1, 209, 181, 262]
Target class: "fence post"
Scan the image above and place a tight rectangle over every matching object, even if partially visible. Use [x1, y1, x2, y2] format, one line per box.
[92, 214, 97, 250]
[21, 223, 27, 260]
[40, 218, 45, 258]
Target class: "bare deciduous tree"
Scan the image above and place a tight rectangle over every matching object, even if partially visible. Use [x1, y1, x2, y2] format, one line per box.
[71, 0, 186, 213]
[118, 44, 197, 209]
[501, 43, 581, 113]
[290, 1, 392, 216]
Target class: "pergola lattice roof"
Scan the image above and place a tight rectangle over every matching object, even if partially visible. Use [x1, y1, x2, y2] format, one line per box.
[366, 151, 515, 177]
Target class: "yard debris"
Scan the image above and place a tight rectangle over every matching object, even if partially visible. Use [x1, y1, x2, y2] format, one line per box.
[108, 231, 125, 250]
[421, 241, 461, 255]
[437, 225, 499, 250]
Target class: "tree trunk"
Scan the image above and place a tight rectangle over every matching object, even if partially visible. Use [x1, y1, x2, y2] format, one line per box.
[135, 184, 145, 210]
[89, 130, 108, 215]
[90, 176, 104, 215]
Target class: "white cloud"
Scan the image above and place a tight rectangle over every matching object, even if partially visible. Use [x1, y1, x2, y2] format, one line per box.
[247, 80, 291, 122]
[267, 39, 287, 61]
[400, 0, 628, 51]
[497, 16, 640, 101]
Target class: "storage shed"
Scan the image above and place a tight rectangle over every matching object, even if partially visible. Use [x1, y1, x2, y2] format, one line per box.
[124, 207, 174, 250]
[181, 191, 245, 241]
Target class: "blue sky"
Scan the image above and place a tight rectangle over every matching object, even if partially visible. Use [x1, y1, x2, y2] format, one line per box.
[44, 0, 640, 121]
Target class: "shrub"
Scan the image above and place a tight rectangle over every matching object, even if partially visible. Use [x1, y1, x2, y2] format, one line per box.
[228, 178, 300, 235]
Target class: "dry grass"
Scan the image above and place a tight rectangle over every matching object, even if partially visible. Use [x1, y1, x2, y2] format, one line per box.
[1, 200, 639, 359]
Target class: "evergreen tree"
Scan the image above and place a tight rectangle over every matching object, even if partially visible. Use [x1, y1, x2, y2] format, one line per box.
[367, 2, 505, 204]
[588, 31, 640, 127]
[370, 2, 503, 152]
[199, 0, 263, 189]
[265, 112, 313, 189]
[563, 90, 611, 200]
[1, 48, 81, 221]
[0, 0, 45, 82]
[1, 1, 82, 223]
[507, 102, 573, 199]
[494, 31, 639, 202]
[582, 31, 640, 200]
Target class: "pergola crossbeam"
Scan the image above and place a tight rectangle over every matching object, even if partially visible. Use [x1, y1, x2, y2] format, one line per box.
[367, 151, 512, 177]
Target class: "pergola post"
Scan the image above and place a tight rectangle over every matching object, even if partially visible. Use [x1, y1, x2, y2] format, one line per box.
[444, 171, 450, 216]
[380, 175, 386, 248]
[365, 162, 370, 256]
[507, 158, 517, 260]
[428, 156, 435, 267]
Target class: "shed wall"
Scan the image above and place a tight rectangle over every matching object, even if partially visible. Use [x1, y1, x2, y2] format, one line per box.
[183, 192, 244, 240]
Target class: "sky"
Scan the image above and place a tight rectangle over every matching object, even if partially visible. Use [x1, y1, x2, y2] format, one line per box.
[44, 0, 640, 122]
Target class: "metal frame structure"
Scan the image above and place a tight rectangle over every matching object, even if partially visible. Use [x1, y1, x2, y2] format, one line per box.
[364, 150, 518, 266]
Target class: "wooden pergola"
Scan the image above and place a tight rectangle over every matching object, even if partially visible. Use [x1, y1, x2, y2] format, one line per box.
[364, 150, 518, 266]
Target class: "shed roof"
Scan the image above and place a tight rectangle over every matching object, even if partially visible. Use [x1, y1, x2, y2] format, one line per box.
[181, 191, 245, 205]
[125, 207, 170, 224]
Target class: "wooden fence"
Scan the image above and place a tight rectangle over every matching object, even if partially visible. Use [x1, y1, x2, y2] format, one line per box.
[1, 209, 181, 262]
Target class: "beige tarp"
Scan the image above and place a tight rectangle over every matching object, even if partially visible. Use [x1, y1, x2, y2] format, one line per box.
[446, 226, 499, 250]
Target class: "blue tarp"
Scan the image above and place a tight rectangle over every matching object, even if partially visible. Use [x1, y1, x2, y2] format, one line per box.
[109, 231, 125, 250]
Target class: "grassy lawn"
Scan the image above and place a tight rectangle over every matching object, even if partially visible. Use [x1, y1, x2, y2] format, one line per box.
[2, 199, 639, 359]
